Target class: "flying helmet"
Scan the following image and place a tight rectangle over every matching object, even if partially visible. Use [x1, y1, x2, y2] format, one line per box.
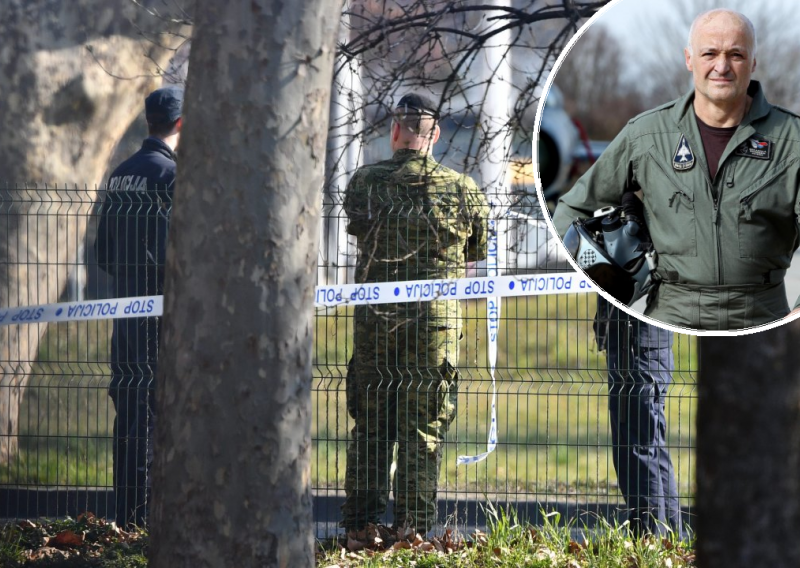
[562, 206, 657, 306]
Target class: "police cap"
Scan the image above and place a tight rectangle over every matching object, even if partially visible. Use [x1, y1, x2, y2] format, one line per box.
[145, 85, 184, 125]
[395, 93, 439, 119]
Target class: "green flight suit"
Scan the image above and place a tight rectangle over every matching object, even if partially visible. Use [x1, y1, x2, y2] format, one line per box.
[340, 148, 489, 533]
[553, 81, 800, 330]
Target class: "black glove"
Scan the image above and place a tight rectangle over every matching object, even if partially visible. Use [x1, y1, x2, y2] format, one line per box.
[621, 191, 644, 225]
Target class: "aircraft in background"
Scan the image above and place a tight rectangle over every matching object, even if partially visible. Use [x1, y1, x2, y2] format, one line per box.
[537, 85, 610, 206]
[469, 85, 610, 276]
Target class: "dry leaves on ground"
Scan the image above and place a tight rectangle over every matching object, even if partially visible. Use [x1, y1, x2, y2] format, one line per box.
[6, 511, 146, 565]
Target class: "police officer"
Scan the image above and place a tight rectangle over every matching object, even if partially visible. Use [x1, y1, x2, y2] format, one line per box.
[552, 9, 800, 330]
[341, 93, 490, 537]
[95, 85, 183, 528]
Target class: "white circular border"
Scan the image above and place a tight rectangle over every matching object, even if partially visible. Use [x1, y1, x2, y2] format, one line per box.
[532, 0, 800, 337]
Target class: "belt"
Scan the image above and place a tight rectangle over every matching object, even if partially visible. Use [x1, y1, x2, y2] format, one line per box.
[655, 268, 786, 286]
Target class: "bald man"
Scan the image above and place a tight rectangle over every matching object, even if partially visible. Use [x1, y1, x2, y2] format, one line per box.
[552, 9, 800, 330]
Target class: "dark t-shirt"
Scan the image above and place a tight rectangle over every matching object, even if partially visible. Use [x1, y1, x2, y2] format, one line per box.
[695, 116, 737, 180]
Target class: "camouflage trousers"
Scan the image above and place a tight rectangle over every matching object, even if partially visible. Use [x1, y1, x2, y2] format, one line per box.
[341, 323, 460, 534]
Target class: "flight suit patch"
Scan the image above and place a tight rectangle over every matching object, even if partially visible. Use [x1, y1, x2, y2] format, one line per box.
[734, 136, 772, 160]
[672, 135, 695, 171]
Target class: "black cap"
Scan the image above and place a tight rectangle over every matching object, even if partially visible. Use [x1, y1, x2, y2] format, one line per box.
[145, 85, 184, 125]
[395, 93, 439, 119]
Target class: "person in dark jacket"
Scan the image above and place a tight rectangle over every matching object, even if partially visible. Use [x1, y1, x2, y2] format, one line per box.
[94, 85, 183, 529]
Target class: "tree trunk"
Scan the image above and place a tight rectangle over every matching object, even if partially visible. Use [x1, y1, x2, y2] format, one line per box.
[697, 323, 800, 567]
[149, 1, 342, 566]
[0, 0, 188, 464]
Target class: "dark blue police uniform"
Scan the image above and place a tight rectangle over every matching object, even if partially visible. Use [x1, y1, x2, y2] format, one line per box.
[95, 135, 175, 528]
[596, 298, 683, 538]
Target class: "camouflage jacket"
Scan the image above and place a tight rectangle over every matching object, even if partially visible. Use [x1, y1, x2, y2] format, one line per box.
[343, 149, 490, 327]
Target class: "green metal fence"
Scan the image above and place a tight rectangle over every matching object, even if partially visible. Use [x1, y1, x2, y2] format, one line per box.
[0, 183, 697, 538]
[311, 286, 696, 537]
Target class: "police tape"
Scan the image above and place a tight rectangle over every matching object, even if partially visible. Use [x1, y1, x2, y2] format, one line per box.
[314, 271, 593, 307]
[0, 296, 162, 326]
[457, 218, 501, 465]
[0, 272, 593, 327]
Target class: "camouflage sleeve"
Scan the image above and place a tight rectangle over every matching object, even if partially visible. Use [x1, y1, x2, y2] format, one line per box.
[342, 168, 371, 239]
[463, 175, 490, 262]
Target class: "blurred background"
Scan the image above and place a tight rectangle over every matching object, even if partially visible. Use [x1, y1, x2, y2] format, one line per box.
[561, 0, 800, 142]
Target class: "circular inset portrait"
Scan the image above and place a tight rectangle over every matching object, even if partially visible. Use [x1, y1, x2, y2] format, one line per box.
[535, 0, 800, 334]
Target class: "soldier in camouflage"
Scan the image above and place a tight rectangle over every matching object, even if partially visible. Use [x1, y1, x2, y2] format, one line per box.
[340, 93, 490, 536]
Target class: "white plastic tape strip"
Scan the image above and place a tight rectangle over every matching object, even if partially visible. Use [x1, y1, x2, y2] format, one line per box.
[0, 296, 162, 326]
[457, 218, 500, 465]
[0, 272, 592, 327]
[314, 271, 592, 306]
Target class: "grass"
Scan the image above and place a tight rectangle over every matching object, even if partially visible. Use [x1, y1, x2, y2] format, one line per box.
[316, 503, 695, 567]
[2, 320, 114, 487]
[0, 505, 694, 568]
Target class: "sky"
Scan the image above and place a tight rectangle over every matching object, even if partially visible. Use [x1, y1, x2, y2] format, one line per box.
[594, 0, 797, 46]
[573, 0, 800, 89]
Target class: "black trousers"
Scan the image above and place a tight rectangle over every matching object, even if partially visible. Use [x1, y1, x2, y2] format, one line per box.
[598, 299, 683, 538]
[109, 380, 155, 529]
